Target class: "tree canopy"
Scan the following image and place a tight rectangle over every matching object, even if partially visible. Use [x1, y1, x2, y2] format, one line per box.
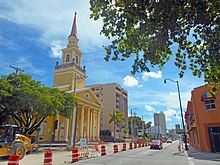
[90, 0, 220, 86]
[0, 73, 76, 135]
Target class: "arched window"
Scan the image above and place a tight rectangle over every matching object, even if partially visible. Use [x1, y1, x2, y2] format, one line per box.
[66, 54, 70, 63]
[76, 56, 79, 64]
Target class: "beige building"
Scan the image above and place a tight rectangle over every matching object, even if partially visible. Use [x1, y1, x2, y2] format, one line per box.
[38, 13, 102, 143]
[86, 83, 128, 138]
[154, 111, 166, 137]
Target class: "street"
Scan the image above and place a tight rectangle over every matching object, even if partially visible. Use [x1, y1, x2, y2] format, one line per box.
[0, 141, 220, 165]
[73, 141, 188, 165]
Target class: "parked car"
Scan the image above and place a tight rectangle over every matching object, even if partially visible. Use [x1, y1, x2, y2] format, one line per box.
[150, 140, 163, 149]
[167, 138, 172, 143]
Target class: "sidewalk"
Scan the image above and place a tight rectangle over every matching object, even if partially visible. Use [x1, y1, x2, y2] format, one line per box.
[186, 145, 220, 161]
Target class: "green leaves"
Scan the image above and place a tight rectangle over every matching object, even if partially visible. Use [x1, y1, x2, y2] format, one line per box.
[0, 73, 76, 135]
[90, 0, 220, 84]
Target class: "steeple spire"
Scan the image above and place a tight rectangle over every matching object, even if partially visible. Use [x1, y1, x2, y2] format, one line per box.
[68, 12, 77, 38]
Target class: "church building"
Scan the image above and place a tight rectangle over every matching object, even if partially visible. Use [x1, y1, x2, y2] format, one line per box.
[37, 13, 102, 143]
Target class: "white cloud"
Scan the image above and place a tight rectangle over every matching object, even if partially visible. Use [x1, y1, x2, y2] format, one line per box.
[163, 108, 177, 122]
[49, 40, 64, 58]
[145, 105, 156, 112]
[123, 75, 139, 87]
[142, 71, 162, 81]
[1, 1, 105, 50]
[162, 91, 191, 109]
[17, 57, 46, 76]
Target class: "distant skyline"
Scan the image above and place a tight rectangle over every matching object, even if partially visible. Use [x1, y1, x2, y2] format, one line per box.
[0, 1, 205, 129]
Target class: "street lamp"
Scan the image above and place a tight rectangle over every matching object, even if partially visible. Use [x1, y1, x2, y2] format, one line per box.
[164, 78, 189, 151]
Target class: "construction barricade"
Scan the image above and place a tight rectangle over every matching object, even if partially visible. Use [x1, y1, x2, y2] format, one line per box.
[101, 145, 106, 156]
[122, 143, 126, 151]
[8, 154, 20, 165]
[72, 148, 79, 163]
[134, 142, 137, 149]
[129, 142, 133, 149]
[44, 150, 52, 165]
[113, 145, 118, 153]
[138, 142, 141, 148]
[78, 147, 89, 160]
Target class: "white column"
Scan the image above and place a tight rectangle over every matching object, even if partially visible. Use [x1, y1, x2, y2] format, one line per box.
[90, 109, 93, 140]
[93, 110, 96, 140]
[97, 111, 101, 140]
[80, 105, 84, 138]
[87, 108, 91, 140]
[64, 118, 69, 142]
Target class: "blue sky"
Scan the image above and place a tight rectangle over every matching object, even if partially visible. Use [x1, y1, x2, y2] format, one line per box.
[0, 0, 205, 129]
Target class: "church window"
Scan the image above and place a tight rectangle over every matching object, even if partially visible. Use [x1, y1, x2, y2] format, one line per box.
[66, 54, 70, 63]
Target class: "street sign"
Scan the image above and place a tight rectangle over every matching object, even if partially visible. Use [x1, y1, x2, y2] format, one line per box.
[176, 129, 185, 134]
[80, 138, 88, 147]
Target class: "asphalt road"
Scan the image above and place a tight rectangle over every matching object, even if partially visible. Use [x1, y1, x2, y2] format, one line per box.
[72, 141, 189, 165]
[1, 141, 219, 165]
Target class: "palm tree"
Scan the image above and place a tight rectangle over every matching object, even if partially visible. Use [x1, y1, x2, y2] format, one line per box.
[109, 111, 124, 142]
[146, 122, 152, 138]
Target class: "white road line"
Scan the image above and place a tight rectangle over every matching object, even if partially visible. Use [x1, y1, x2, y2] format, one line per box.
[187, 152, 195, 165]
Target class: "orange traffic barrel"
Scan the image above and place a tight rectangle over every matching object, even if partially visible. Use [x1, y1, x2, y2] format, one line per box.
[8, 154, 20, 165]
[122, 143, 126, 151]
[138, 142, 141, 148]
[44, 151, 52, 165]
[101, 145, 106, 156]
[142, 142, 144, 147]
[72, 148, 79, 163]
[134, 142, 137, 148]
[113, 145, 118, 153]
[129, 142, 133, 149]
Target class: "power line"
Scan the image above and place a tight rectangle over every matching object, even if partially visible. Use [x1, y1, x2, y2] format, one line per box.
[10, 65, 24, 74]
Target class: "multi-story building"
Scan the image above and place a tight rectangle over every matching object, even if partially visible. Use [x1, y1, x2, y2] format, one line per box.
[86, 83, 128, 138]
[175, 124, 180, 130]
[185, 85, 220, 152]
[128, 116, 143, 138]
[37, 13, 102, 143]
[154, 111, 166, 137]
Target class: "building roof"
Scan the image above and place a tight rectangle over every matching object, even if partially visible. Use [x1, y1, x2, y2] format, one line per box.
[68, 12, 77, 38]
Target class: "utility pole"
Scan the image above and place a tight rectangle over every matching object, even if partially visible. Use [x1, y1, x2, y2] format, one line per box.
[142, 115, 144, 139]
[164, 78, 189, 150]
[68, 73, 77, 150]
[68, 72, 86, 150]
[10, 65, 24, 75]
[131, 109, 133, 142]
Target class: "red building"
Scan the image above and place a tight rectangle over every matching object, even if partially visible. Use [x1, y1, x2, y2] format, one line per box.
[185, 85, 220, 152]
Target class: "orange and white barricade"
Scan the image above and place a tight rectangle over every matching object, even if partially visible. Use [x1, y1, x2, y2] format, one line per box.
[78, 147, 89, 160]
[44, 151, 52, 165]
[72, 148, 79, 163]
[101, 145, 106, 156]
[8, 154, 20, 165]
[122, 143, 126, 151]
[138, 142, 141, 148]
[134, 142, 137, 148]
[113, 145, 118, 153]
[129, 142, 133, 149]
[93, 145, 101, 157]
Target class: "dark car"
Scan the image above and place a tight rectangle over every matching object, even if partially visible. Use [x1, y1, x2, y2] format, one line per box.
[150, 140, 163, 149]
